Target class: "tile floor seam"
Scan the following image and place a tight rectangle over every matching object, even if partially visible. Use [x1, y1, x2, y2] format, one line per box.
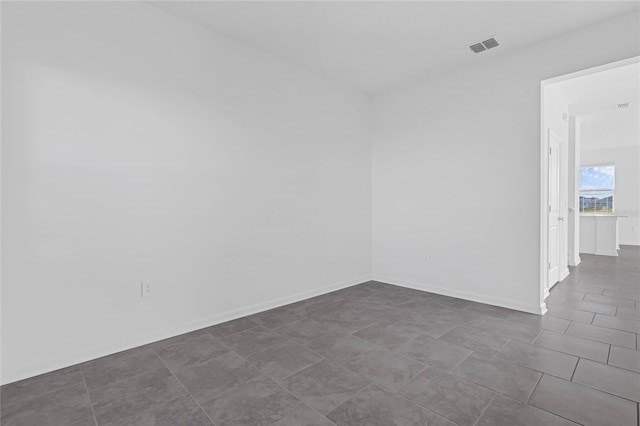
[564, 371, 640, 405]
[569, 357, 580, 382]
[525, 374, 544, 404]
[226, 344, 359, 423]
[565, 326, 636, 348]
[398, 363, 429, 390]
[448, 350, 474, 372]
[531, 330, 545, 345]
[388, 383, 466, 426]
[323, 382, 375, 417]
[79, 366, 99, 426]
[394, 385, 469, 426]
[492, 338, 512, 358]
[563, 320, 574, 334]
[272, 378, 340, 426]
[150, 348, 219, 426]
[341, 350, 426, 395]
[341, 346, 377, 365]
[471, 392, 498, 426]
[450, 362, 541, 405]
[526, 387, 589, 426]
[79, 349, 173, 394]
[249, 351, 326, 384]
[531, 328, 545, 343]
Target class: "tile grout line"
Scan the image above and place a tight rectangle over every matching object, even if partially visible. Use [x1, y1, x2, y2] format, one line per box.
[223, 339, 343, 425]
[400, 363, 429, 388]
[272, 379, 340, 426]
[471, 393, 498, 426]
[150, 349, 219, 426]
[492, 338, 512, 358]
[525, 373, 543, 404]
[569, 356, 580, 382]
[322, 381, 374, 416]
[79, 366, 99, 426]
[449, 350, 474, 372]
[390, 380, 467, 426]
[558, 370, 640, 405]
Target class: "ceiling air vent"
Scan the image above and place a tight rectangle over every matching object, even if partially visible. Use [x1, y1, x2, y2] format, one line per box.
[470, 37, 499, 53]
[469, 42, 486, 53]
[482, 38, 499, 49]
[615, 102, 630, 110]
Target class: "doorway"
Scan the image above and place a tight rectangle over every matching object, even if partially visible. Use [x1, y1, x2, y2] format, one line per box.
[539, 56, 640, 312]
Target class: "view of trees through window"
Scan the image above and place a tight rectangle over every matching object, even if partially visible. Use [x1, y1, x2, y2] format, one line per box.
[579, 165, 614, 213]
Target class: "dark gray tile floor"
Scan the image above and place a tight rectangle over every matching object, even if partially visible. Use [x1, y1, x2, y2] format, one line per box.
[1, 246, 639, 425]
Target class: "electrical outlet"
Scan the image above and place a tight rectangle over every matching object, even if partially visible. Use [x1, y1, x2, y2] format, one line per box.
[141, 281, 151, 298]
[426, 254, 433, 263]
[329, 254, 338, 264]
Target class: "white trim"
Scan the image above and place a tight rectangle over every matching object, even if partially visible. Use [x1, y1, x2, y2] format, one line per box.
[1, 274, 371, 385]
[594, 250, 618, 257]
[559, 268, 570, 282]
[372, 275, 544, 315]
[539, 89, 549, 319]
[539, 302, 548, 315]
[569, 255, 581, 267]
[542, 56, 640, 86]
[541, 127, 561, 310]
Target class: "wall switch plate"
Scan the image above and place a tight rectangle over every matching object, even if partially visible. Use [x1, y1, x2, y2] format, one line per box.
[329, 254, 338, 264]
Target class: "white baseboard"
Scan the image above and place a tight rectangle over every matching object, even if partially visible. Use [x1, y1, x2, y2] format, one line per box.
[594, 250, 618, 257]
[1, 274, 370, 385]
[539, 302, 548, 315]
[569, 256, 581, 267]
[371, 274, 543, 315]
[559, 268, 570, 281]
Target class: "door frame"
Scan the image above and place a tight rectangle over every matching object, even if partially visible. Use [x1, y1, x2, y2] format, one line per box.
[539, 55, 640, 314]
[546, 128, 562, 298]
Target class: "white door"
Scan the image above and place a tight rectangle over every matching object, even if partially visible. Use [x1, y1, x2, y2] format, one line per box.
[548, 130, 561, 289]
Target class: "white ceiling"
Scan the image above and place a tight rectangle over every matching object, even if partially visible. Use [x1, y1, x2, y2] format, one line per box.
[556, 62, 639, 151]
[152, 1, 639, 94]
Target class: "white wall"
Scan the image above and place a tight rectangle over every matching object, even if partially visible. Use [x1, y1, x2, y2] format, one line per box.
[581, 146, 640, 246]
[371, 12, 640, 314]
[1, 2, 372, 384]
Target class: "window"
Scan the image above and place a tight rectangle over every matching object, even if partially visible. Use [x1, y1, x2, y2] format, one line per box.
[579, 165, 614, 214]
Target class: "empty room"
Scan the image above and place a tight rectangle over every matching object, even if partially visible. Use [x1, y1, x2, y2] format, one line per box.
[1, 1, 639, 426]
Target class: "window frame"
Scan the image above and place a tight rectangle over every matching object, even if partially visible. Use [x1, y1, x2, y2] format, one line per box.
[578, 163, 615, 214]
